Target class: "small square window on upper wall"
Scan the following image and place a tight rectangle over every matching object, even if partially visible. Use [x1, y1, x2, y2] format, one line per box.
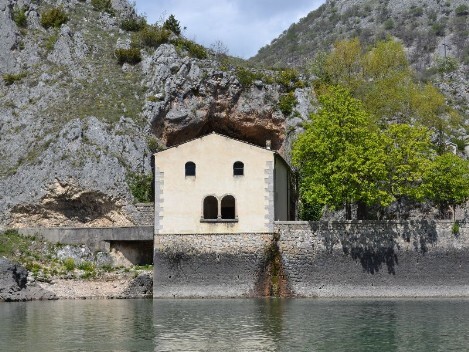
[185, 161, 196, 176]
[233, 161, 244, 176]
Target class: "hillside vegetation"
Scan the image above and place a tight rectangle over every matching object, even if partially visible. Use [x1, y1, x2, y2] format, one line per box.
[251, 0, 468, 122]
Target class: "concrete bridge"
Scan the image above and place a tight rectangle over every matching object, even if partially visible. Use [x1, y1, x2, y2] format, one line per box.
[17, 226, 154, 265]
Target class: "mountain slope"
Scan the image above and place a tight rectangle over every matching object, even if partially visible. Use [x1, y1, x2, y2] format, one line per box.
[251, 0, 468, 124]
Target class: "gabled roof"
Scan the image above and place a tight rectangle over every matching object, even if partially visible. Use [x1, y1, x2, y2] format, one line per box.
[154, 132, 271, 153]
[154, 132, 291, 169]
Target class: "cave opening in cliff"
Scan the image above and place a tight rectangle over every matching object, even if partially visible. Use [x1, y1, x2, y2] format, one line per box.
[161, 118, 283, 150]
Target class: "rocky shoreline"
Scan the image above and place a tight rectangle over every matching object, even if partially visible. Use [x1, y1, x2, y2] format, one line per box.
[0, 258, 152, 302]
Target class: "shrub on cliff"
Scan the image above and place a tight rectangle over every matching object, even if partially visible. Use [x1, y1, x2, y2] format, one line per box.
[455, 4, 469, 16]
[2, 72, 27, 86]
[91, 0, 115, 15]
[115, 48, 142, 65]
[278, 92, 298, 116]
[40, 7, 68, 29]
[132, 26, 170, 48]
[127, 172, 153, 203]
[172, 38, 208, 59]
[12, 6, 27, 28]
[120, 17, 146, 32]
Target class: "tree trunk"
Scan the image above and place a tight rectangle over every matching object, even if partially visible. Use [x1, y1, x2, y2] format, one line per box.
[345, 202, 352, 220]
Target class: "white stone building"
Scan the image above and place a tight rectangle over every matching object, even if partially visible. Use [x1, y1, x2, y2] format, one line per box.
[153, 133, 294, 234]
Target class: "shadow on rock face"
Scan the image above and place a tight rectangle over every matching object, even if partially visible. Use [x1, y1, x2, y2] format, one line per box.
[9, 181, 132, 228]
[162, 117, 284, 151]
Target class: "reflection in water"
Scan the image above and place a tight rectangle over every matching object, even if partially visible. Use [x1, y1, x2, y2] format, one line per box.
[153, 299, 469, 352]
[1, 299, 469, 351]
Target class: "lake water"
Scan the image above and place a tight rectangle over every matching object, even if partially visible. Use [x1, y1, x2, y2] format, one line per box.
[1, 298, 469, 351]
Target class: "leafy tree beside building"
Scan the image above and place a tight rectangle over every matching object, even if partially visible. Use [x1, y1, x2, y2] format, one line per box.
[294, 37, 468, 220]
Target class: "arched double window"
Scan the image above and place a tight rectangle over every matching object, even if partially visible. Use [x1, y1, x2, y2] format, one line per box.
[203, 196, 218, 219]
[233, 161, 244, 176]
[185, 161, 196, 176]
[202, 195, 237, 221]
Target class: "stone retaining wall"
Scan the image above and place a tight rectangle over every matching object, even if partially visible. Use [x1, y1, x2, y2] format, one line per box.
[153, 221, 469, 298]
[276, 221, 469, 297]
[132, 203, 154, 226]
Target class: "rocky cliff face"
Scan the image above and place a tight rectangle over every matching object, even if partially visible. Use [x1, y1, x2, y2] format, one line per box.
[0, 0, 312, 227]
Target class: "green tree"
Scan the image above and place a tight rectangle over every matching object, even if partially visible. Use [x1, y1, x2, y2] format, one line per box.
[380, 124, 433, 217]
[163, 14, 181, 35]
[292, 86, 389, 219]
[424, 153, 469, 220]
[323, 38, 363, 91]
[312, 38, 461, 133]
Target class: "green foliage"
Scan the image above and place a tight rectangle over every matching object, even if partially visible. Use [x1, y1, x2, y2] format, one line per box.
[235, 66, 258, 87]
[40, 7, 68, 29]
[0, 229, 29, 257]
[293, 86, 389, 212]
[278, 92, 298, 116]
[314, 38, 461, 134]
[78, 261, 95, 272]
[384, 19, 394, 30]
[380, 124, 433, 203]
[115, 48, 142, 65]
[455, 4, 469, 16]
[44, 32, 59, 51]
[163, 14, 181, 35]
[172, 38, 208, 59]
[431, 22, 446, 36]
[128, 172, 153, 203]
[2, 72, 27, 86]
[423, 152, 469, 214]
[434, 56, 459, 73]
[132, 26, 170, 48]
[299, 201, 323, 221]
[146, 135, 162, 153]
[91, 0, 114, 15]
[452, 221, 460, 235]
[292, 86, 456, 218]
[63, 258, 75, 271]
[451, 137, 466, 152]
[120, 17, 146, 32]
[12, 6, 27, 28]
[275, 68, 304, 92]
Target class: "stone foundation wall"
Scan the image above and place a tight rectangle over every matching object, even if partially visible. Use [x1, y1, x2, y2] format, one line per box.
[153, 233, 273, 298]
[153, 221, 469, 298]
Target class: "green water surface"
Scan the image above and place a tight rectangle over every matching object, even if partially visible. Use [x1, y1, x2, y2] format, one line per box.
[1, 298, 468, 351]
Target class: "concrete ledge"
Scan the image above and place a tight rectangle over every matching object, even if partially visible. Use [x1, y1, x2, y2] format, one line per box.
[17, 226, 153, 251]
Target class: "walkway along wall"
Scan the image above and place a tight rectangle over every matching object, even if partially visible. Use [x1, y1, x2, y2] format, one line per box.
[153, 221, 469, 298]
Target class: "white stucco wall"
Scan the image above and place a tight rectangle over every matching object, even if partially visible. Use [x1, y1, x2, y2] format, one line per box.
[154, 133, 276, 234]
